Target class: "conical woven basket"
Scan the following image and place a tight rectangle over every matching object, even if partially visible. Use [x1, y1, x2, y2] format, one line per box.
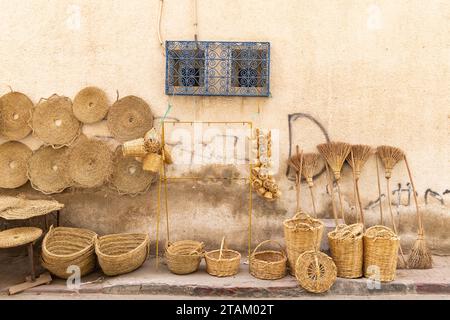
[73, 87, 110, 124]
[283, 212, 324, 275]
[328, 223, 363, 278]
[165, 240, 205, 275]
[67, 138, 113, 188]
[0, 141, 32, 189]
[0, 227, 42, 249]
[107, 96, 153, 142]
[41, 226, 97, 279]
[0, 91, 33, 140]
[27, 146, 71, 194]
[110, 148, 155, 195]
[122, 138, 148, 158]
[95, 233, 150, 276]
[31, 94, 81, 148]
[249, 240, 287, 280]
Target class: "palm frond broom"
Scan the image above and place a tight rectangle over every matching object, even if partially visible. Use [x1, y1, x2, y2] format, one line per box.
[300, 153, 321, 217]
[376, 145, 408, 268]
[317, 142, 352, 224]
[288, 145, 303, 214]
[404, 155, 432, 269]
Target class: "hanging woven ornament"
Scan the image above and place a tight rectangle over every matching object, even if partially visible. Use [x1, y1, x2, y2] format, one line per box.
[73, 87, 110, 124]
[0, 91, 33, 140]
[31, 94, 81, 148]
[27, 146, 72, 194]
[0, 141, 32, 189]
[107, 96, 153, 142]
[110, 147, 156, 195]
[67, 137, 113, 188]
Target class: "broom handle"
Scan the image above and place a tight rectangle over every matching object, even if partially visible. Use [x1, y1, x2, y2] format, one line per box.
[356, 179, 365, 227]
[350, 151, 363, 225]
[404, 156, 423, 235]
[309, 186, 317, 218]
[336, 180, 346, 224]
[375, 155, 384, 225]
[387, 178, 408, 265]
[325, 162, 339, 226]
[296, 145, 303, 212]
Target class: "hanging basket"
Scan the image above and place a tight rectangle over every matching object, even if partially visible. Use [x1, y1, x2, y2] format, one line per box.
[95, 233, 150, 276]
[328, 223, 364, 278]
[142, 153, 162, 173]
[205, 237, 241, 277]
[0, 91, 33, 140]
[73, 87, 110, 124]
[41, 226, 97, 279]
[249, 240, 287, 280]
[283, 212, 324, 275]
[363, 225, 399, 282]
[295, 250, 337, 294]
[122, 138, 148, 158]
[0, 141, 32, 189]
[165, 240, 204, 275]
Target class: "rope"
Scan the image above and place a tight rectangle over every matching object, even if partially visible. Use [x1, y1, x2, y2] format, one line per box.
[157, 0, 165, 53]
[193, 0, 199, 42]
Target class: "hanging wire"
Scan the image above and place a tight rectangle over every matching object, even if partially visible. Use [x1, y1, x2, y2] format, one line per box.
[157, 0, 165, 53]
[194, 0, 199, 43]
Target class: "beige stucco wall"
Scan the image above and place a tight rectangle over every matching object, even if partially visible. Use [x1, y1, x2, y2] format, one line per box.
[1, 0, 449, 253]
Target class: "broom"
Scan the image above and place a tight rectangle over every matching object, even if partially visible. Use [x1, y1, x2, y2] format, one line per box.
[325, 161, 340, 226]
[300, 153, 321, 217]
[376, 145, 408, 267]
[346, 145, 372, 227]
[288, 145, 303, 213]
[317, 142, 352, 224]
[404, 155, 432, 269]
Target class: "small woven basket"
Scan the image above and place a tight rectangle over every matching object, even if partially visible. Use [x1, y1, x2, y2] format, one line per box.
[363, 225, 399, 282]
[142, 153, 162, 173]
[95, 233, 150, 276]
[205, 237, 241, 277]
[122, 138, 148, 158]
[295, 250, 337, 294]
[328, 223, 364, 278]
[283, 212, 324, 275]
[41, 226, 97, 279]
[166, 240, 205, 275]
[249, 240, 287, 280]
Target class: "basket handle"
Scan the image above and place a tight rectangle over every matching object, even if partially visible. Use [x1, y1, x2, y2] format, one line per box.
[218, 237, 225, 260]
[252, 240, 286, 257]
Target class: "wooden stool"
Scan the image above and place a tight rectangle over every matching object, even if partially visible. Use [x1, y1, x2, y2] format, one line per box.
[0, 227, 52, 294]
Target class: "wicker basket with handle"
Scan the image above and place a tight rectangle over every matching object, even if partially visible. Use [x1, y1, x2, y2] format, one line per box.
[165, 240, 205, 275]
[205, 237, 241, 277]
[249, 240, 287, 280]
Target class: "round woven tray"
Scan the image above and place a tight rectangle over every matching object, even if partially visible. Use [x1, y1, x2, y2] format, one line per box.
[67, 138, 113, 188]
[295, 250, 337, 294]
[0, 91, 33, 140]
[0, 227, 43, 249]
[0, 141, 33, 189]
[27, 146, 72, 194]
[107, 96, 153, 142]
[110, 147, 155, 195]
[31, 94, 81, 148]
[73, 87, 110, 124]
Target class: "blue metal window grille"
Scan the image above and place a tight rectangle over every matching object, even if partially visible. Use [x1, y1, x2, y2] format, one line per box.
[165, 41, 270, 97]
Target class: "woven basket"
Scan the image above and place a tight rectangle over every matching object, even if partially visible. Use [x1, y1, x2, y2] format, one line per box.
[363, 225, 399, 282]
[41, 226, 97, 279]
[95, 233, 150, 276]
[142, 153, 162, 173]
[122, 138, 148, 158]
[0, 91, 33, 140]
[249, 240, 287, 280]
[205, 237, 241, 277]
[165, 240, 204, 275]
[0, 141, 33, 189]
[283, 212, 324, 275]
[328, 223, 364, 278]
[0, 227, 43, 249]
[295, 250, 337, 294]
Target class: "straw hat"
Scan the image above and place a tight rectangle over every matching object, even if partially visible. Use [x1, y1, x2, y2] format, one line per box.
[27, 146, 72, 194]
[110, 148, 156, 195]
[0, 141, 32, 189]
[107, 96, 153, 142]
[31, 94, 81, 148]
[67, 138, 113, 188]
[0, 92, 33, 140]
[73, 87, 110, 124]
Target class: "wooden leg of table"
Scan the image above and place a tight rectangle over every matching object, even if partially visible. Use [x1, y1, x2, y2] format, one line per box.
[27, 243, 36, 282]
[45, 214, 49, 231]
[56, 210, 60, 227]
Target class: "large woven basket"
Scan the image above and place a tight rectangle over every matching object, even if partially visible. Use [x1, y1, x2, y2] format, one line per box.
[41, 226, 97, 279]
[249, 240, 287, 280]
[363, 225, 399, 282]
[165, 240, 204, 275]
[295, 250, 337, 294]
[283, 212, 324, 275]
[205, 238, 241, 277]
[95, 233, 150, 276]
[328, 223, 364, 278]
